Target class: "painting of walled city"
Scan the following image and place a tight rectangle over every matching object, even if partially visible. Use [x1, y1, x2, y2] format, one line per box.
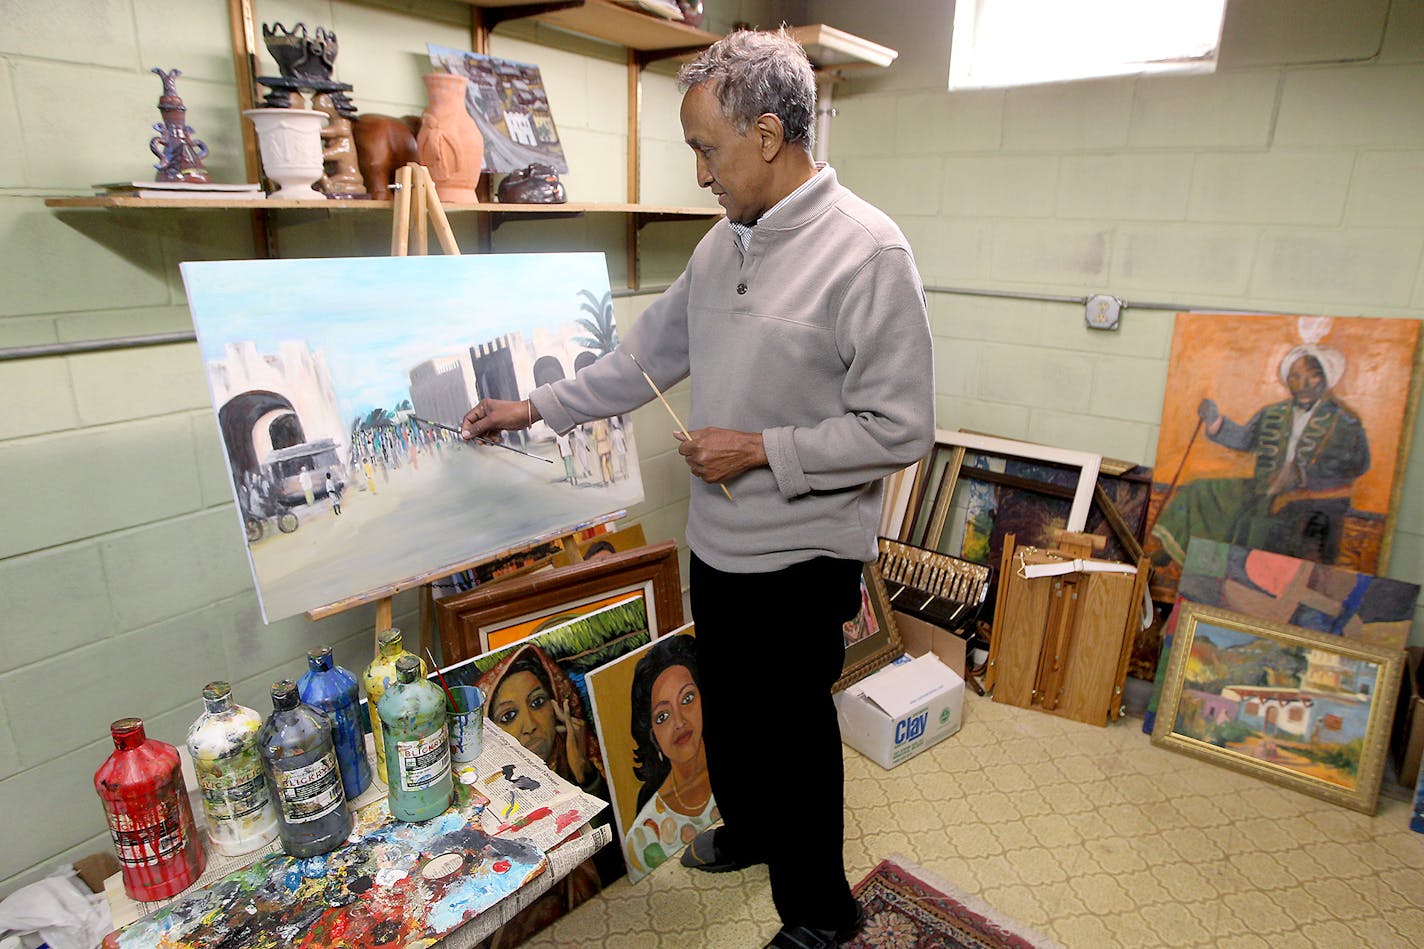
[181, 254, 642, 622]
[1152, 602, 1401, 813]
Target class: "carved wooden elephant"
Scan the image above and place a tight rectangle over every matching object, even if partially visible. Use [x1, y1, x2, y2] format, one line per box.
[351, 113, 420, 200]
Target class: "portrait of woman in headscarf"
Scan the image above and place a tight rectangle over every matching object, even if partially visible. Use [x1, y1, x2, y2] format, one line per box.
[623, 633, 717, 876]
[474, 642, 609, 948]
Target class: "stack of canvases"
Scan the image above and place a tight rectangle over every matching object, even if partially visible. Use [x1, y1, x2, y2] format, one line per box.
[1140, 313, 1422, 819]
[880, 428, 1155, 726]
[878, 311, 1424, 822]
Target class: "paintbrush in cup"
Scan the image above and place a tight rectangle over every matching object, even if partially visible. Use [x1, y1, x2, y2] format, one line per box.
[425, 647, 461, 713]
[625, 351, 734, 502]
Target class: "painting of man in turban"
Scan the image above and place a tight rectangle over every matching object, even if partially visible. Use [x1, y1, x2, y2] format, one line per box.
[1145, 314, 1418, 602]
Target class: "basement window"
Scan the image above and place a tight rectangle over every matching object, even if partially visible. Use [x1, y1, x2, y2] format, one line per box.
[949, 0, 1227, 90]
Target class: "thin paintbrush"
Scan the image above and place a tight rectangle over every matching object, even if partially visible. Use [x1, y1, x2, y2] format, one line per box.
[625, 351, 734, 502]
[412, 415, 554, 464]
[425, 647, 461, 713]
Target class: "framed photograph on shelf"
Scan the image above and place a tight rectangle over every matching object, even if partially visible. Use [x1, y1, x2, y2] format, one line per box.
[436, 540, 683, 663]
[1151, 601, 1403, 814]
[837, 565, 904, 692]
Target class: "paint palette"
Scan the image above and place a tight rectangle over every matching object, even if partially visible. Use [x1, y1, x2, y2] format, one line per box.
[103, 803, 547, 949]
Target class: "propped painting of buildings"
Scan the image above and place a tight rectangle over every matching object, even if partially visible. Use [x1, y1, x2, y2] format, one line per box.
[181, 253, 642, 621]
[428, 44, 568, 174]
[1152, 602, 1402, 813]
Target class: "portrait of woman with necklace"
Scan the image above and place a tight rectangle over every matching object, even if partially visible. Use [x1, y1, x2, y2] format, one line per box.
[625, 632, 718, 876]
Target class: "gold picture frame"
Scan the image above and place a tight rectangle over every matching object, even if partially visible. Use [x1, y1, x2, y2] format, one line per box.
[1151, 601, 1402, 814]
[837, 564, 904, 692]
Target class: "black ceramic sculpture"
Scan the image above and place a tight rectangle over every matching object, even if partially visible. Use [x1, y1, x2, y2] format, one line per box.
[496, 163, 567, 204]
[257, 22, 356, 117]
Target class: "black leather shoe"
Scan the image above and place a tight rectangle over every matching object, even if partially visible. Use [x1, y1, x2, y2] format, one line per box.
[679, 828, 754, 873]
[764, 905, 865, 948]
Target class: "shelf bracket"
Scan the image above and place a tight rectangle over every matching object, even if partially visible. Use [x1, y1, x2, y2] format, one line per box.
[490, 210, 586, 231]
[478, 0, 586, 33]
[633, 45, 706, 70]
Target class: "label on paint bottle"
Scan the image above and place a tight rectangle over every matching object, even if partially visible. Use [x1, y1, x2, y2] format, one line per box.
[106, 801, 185, 867]
[272, 752, 343, 824]
[199, 768, 271, 823]
[396, 726, 451, 793]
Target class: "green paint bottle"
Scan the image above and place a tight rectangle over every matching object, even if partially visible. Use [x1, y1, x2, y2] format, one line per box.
[378, 655, 453, 822]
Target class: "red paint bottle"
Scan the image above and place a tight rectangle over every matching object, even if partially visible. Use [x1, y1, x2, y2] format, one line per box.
[94, 717, 207, 901]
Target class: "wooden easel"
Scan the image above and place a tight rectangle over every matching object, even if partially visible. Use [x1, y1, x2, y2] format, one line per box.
[306, 172, 622, 661]
[306, 163, 461, 659]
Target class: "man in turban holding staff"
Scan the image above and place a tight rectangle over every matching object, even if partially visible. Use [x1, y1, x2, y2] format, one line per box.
[1152, 328, 1370, 566]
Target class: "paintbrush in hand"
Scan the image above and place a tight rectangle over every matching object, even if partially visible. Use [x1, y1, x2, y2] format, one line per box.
[625, 352, 733, 502]
[411, 415, 553, 464]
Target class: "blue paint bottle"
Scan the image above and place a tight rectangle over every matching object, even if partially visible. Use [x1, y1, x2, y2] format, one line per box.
[297, 646, 371, 801]
[258, 680, 352, 858]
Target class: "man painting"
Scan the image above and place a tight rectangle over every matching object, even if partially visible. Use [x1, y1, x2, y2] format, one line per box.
[462, 28, 934, 947]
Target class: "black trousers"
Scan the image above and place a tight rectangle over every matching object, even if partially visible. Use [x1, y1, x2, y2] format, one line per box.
[690, 552, 863, 931]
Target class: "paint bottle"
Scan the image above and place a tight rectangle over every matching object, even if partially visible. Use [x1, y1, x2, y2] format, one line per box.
[378, 654, 453, 822]
[94, 717, 207, 901]
[186, 682, 279, 856]
[298, 647, 371, 801]
[258, 680, 352, 857]
[362, 627, 424, 784]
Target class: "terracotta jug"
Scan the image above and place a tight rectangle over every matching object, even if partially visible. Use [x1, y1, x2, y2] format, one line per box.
[417, 73, 484, 203]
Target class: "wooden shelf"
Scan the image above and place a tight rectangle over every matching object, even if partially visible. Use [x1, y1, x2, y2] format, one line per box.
[789, 24, 898, 70]
[44, 196, 720, 217]
[466, 0, 718, 51]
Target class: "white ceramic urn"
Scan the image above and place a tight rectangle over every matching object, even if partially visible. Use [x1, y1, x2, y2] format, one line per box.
[243, 108, 328, 200]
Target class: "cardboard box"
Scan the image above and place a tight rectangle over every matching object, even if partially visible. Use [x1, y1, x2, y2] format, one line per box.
[835, 653, 963, 769]
[1392, 646, 1424, 787]
[893, 609, 966, 679]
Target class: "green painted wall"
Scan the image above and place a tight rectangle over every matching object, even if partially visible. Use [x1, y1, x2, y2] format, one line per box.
[2, 0, 1421, 901]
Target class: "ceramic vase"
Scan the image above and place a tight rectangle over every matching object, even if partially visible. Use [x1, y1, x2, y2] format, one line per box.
[244, 108, 329, 200]
[416, 73, 484, 203]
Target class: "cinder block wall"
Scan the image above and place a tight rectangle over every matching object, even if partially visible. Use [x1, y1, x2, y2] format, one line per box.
[816, 0, 1424, 629]
[2, 0, 1421, 903]
[0, 0, 809, 897]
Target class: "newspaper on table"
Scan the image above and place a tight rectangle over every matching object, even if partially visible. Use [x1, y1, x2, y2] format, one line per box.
[457, 722, 609, 850]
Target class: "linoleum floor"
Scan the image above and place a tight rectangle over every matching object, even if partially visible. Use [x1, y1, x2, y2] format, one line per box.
[522, 690, 1423, 948]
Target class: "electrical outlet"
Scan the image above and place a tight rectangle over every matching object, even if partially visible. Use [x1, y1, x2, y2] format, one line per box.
[1085, 294, 1121, 331]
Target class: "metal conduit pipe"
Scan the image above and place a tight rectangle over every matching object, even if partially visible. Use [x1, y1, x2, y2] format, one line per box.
[0, 284, 1285, 362]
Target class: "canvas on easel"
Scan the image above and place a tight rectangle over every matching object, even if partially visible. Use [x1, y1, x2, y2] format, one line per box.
[182, 246, 643, 622]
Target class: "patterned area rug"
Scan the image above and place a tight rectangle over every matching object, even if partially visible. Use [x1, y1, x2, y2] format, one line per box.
[848, 857, 1063, 949]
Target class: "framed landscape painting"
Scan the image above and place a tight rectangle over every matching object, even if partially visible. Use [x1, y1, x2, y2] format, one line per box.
[435, 541, 683, 663]
[1151, 601, 1402, 814]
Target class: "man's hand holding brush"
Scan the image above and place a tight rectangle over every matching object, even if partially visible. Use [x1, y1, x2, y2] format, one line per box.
[462, 398, 540, 440]
[674, 428, 765, 485]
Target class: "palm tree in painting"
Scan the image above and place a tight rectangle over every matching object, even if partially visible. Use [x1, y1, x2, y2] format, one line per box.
[573, 289, 618, 356]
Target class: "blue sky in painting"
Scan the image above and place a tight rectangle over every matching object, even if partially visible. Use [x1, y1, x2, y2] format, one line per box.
[181, 253, 610, 422]
[1194, 620, 1380, 694]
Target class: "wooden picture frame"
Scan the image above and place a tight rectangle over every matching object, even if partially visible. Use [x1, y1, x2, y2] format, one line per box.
[1151, 601, 1402, 814]
[837, 564, 904, 692]
[904, 430, 1103, 555]
[436, 540, 684, 664]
